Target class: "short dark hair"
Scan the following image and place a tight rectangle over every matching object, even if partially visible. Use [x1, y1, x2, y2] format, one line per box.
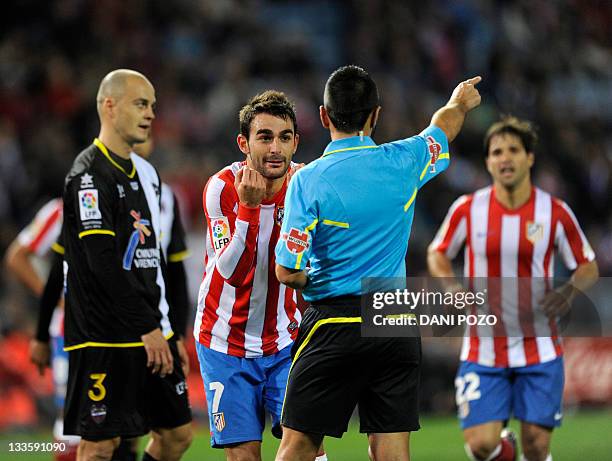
[484, 115, 538, 156]
[239, 90, 297, 137]
[324, 65, 379, 134]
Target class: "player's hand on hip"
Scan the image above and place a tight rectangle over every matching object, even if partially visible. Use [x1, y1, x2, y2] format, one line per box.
[235, 166, 266, 208]
[29, 339, 51, 376]
[449, 76, 482, 113]
[287, 163, 305, 183]
[141, 328, 174, 377]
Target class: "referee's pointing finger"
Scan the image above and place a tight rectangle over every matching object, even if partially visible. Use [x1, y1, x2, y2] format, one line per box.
[465, 76, 482, 86]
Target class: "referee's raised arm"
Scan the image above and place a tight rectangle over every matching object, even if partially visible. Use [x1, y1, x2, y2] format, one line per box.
[431, 76, 482, 142]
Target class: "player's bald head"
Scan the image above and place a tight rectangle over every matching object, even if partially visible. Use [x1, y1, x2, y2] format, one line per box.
[96, 69, 152, 118]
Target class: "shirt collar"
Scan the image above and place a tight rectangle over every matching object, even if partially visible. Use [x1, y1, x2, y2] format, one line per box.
[322, 136, 378, 157]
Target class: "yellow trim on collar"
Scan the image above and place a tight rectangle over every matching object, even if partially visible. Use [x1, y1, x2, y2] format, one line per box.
[94, 138, 136, 178]
[323, 145, 379, 157]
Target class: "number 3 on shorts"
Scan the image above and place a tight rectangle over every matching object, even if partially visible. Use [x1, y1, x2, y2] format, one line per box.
[455, 372, 481, 406]
[88, 373, 107, 402]
[209, 381, 224, 413]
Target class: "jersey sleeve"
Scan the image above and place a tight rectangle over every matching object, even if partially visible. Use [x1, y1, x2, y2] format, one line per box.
[415, 125, 450, 188]
[203, 172, 259, 286]
[275, 170, 318, 271]
[428, 195, 470, 259]
[17, 199, 63, 257]
[554, 200, 596, 270]
[69, 171, 116, 239]
[166, 192, 190, 263]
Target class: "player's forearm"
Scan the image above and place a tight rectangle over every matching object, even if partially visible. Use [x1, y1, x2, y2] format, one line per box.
[215, 205, 259, 286]
[568, 260, 599, 294]
[427, 249, 455, 278]
[166, 260, 189, 337]
[430, 102, 467, 143]
[4, 243, 44, 296]
[275, 264, 308, 290]
[35, 252, 64, 342]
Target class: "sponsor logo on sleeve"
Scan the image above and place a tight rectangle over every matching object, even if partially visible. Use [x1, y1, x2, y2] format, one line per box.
[281, 228, 310, 255]
[211, 217, 231, 252]
[275, 206, 284, 226]
[426, 135, 442, 173]
[79, 189, 102, 221]
[80, 173, 94, 188]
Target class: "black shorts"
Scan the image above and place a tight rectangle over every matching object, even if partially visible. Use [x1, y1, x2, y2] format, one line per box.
[281, 297, 421, 438]
[64, 338, 192, 441]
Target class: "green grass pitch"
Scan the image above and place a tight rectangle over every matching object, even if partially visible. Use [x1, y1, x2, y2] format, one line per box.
[1, 410, 610, 460]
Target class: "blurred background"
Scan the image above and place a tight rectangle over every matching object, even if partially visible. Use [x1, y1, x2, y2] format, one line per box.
[1, 0, 611, 458]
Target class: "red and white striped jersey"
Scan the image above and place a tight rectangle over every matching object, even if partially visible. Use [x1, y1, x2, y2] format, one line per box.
[194, 161, 300, 358]
[430, 186, 595, 367]
[17, 198, 63, 257]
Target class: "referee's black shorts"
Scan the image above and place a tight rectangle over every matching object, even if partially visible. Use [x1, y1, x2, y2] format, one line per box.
[64, 338, 192, 441]
[281, 296, 421, 438]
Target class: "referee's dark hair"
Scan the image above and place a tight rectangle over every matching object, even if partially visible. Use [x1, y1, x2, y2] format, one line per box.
[484, 115, 538, 156]
[324, 65, 379, 134]
[239, 90, 297, 137]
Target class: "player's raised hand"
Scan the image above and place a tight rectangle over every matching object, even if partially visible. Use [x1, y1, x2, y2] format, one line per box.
[449, 76, 482, 113]
[235, 166, 266, 208]
[141, 328, 174, 377]
[287, 163, 305, 183]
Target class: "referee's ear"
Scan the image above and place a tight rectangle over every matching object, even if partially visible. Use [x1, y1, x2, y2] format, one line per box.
[320, 105, 331, 130]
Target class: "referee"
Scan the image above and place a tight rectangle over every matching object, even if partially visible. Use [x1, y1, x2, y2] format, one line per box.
[274, 65, 481, 461]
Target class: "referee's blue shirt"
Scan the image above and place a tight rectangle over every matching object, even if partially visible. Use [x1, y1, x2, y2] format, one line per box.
[275, 125, 449, 302]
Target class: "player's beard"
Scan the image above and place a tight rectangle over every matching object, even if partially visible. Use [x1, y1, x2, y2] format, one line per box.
[252, 155, 289, 180]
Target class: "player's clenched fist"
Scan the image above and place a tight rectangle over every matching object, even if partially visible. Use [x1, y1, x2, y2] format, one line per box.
[449, 76, 482, 113]
[236, 166, 266, 208]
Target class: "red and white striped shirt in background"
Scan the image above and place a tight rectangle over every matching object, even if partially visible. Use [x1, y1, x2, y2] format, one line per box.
[194, 161, 300, 358]
[18, 198, 63, 257]
[430, 186, 595, 368]
[17, 198, 64, 337]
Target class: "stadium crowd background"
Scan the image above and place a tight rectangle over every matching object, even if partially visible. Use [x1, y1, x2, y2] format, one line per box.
[0, 0, 610, 433]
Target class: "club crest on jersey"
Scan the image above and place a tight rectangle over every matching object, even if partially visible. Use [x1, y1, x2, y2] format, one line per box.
[211, 217, 231, 252]
[80, 173, 94, 188]
[90, 404, 107, 424]
[526, 221, 543, 244]
[78, 189, 102, 221]
[122, 210, 151, 270]
[426, 136, 442, 173]
[275, 206, 284, 226]
[281, 228, 310, 255]
[212, 412, 226, 432]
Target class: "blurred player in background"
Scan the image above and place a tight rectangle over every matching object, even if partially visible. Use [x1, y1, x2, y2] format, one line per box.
[62, 69, 192, 461]
[194, 91, 325, 461]
[4, 198, 79, 461]
[274, 65, 481, 461]
[428, 116, 599, 461]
